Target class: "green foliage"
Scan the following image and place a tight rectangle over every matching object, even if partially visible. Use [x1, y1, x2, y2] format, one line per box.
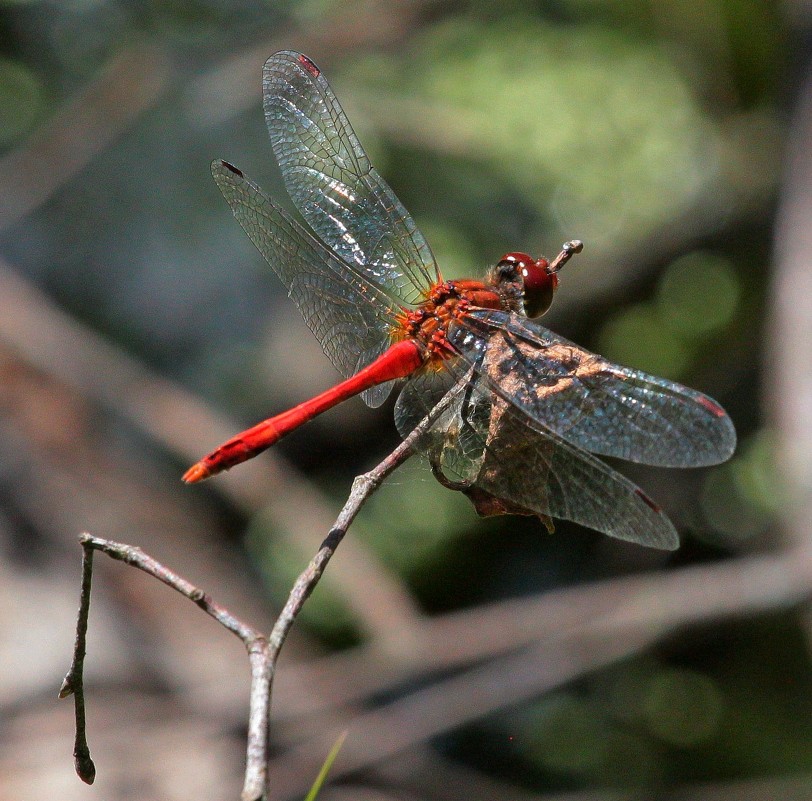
[522, 692, 662, 785]
[642, 668, 724, 747]
[599, 301, 692, 379]
[502, 637, 812, 789]
[0, 58, 44, 146]
[347, 17, 723, 253]
[245, 510, 360, 646]
[657, 252, 740, 339]
[304, 730, 348, 801]
[358, 468, 475, 579]
[598, 249, 743, 379]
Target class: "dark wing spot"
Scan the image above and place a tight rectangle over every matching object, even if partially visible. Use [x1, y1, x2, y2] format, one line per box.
[221, 160, 243, 177]
[298, 54, 320, 77]
[635, 488, 662, 513]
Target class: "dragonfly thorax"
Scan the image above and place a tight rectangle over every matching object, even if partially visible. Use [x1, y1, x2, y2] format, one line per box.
[396, 279, 504, 363]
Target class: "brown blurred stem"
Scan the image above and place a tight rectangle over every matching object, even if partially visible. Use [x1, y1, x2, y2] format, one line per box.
[0, 42, 170, 233]
[60, 387, 456, 800]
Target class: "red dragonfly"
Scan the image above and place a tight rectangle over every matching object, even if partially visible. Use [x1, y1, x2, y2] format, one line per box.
[184, 51, 736, 550]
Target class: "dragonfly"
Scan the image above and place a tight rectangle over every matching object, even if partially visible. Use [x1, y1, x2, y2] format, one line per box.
[183, 50, 736, 550]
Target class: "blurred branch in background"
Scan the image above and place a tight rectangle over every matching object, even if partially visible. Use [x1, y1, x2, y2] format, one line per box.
[266, 545, 812, 799]
[771, 35, 812, 552]
[0, 42, 171, 233]
[0, 257, 420, 642]
[770, 10, 812, 705]
[183, 0, 430, 129]
[276, 543, 812, 723]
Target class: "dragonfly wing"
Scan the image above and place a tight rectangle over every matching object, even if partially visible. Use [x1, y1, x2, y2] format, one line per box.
[396, 370, 678, 549]
[449, 309, 736, 468]
[263, 51, 439, 305]
[470, 391, 680, 549]
[395, 367, 488, 485]
[212, 159, 398, 407]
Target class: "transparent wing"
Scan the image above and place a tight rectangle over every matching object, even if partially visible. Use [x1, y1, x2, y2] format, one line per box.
[448, 309, 736, 468]
[395, 368, 679, 549]
[212, 159, 400, 407]
[263, 51, 439, 305]
[395, 367, 487, 485]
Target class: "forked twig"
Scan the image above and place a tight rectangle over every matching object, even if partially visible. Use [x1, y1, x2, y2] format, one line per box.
[60, 384, 459, 800]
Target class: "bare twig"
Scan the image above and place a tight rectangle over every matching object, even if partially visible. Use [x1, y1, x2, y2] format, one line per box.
[61, 386, 457, 798]
[60, 534, 268, 799]
[58, 541, 96, 784]
[268, 426, 428, 663]
[79, 533, 263, 643]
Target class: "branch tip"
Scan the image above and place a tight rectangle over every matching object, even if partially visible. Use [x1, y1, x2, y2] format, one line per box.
[59, 675, 74, 698]
[75, 750, 96, 784]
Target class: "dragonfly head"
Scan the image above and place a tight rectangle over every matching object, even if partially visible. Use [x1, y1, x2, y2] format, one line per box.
[496, 252, 558, 318]
[495, 241, 584, 319]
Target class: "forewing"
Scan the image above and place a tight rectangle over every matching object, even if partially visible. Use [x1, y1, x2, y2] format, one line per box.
[263, 51, 439, 305]
[212, 159, 398, 407]
[396, 370, 678, 549]
[449, 309, 736, 468]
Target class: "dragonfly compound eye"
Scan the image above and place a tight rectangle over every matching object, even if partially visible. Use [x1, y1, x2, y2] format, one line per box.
[497, 252, 558, 318]
[521, 257, 558, 318]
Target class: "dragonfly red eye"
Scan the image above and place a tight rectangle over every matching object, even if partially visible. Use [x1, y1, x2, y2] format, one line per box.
[497, 252, 558, 318]
[521, 257, 558, 318]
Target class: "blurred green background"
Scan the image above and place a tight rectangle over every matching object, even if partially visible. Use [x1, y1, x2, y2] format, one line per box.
[0, 1, 809, 799]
